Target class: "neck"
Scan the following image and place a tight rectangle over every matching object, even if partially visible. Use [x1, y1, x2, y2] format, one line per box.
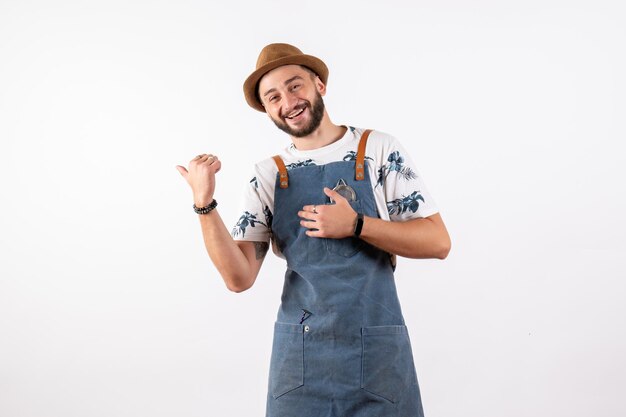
[290, 112, 346, 151]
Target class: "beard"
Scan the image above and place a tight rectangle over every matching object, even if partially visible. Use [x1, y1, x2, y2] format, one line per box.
[270, 92, 325, 138]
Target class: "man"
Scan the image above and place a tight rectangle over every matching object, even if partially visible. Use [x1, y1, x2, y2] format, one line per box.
[176, 43, 451, 417]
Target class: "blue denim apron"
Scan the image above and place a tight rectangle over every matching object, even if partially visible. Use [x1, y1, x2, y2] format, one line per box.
[266, 130, 425, 417]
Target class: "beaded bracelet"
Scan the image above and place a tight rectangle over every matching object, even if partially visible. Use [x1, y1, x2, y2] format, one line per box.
[193, 199, 218, 215]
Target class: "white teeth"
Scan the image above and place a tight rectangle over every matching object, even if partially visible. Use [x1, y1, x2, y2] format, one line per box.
[286, 108, 305, 119]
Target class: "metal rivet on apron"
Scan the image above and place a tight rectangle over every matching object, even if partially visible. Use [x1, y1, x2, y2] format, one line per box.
[304, 325, 310, 332]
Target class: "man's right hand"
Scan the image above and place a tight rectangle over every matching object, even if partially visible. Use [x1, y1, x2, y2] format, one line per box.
[175, 154, 263, 293]
[176, 154, 221, 207]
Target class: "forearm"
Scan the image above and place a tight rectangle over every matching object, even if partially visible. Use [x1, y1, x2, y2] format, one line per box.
[299, 188, 451, 260]
[197, 209, 256, 292]
[177, 154, 262, 292]
[359, 213, 451, 259]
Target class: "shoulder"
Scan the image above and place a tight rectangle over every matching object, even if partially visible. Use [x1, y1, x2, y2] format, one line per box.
[349, 127, 402, 163]
[349, 127, 397, 148]
[242, 153, 284, 193]
[254, 155, 281, 174]
[252, 142, 301, 173]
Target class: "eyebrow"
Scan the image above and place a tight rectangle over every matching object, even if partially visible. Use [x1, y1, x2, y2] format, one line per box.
[262, 75, 304, 98]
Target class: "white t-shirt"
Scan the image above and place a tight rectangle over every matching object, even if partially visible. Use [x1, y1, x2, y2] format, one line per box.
[231, 126, 439, 247]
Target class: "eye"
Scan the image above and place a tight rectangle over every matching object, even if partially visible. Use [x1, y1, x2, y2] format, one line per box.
[269, 95, 279, 103]
[291, 84, 301, 91]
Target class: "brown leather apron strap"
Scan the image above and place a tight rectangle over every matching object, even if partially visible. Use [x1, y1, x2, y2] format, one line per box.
[272, 155, 289, 188]
[355, 129, 373, 181]
[273, 129, 372, 187]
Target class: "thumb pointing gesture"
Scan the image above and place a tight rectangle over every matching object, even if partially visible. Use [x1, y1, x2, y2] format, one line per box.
[176, 154, 221, 206]
[176, 165, 189, 180]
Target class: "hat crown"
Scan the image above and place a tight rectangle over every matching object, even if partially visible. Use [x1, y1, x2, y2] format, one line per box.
[256, 43, 304, 70]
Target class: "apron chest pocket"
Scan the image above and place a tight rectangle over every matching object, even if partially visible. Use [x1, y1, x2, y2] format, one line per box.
[324, 200, 364, 257]
[269, 322, 304, 399]
[361, 325, 417, 403]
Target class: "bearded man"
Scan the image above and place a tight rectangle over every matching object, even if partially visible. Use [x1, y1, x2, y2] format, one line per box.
[177, 43, 451, 417]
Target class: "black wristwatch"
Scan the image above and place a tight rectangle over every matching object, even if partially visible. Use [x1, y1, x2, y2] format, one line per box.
[353, 212, 364, 237]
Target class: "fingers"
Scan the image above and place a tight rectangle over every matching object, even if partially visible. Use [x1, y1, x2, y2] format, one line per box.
[300, 188, 355, 238]
[300, 219, 317, 229]
[175, 165, 189, 178]
[299, 209, 319, 232]
[178, 153, 221, 184]
[305, 229, 322, 238]
[299, 203, 323, 219]
[187, 154, 221, 172]
[191, 154, 218, 164]
[300, 205, 319, 216]
[323, 187, 346, 203]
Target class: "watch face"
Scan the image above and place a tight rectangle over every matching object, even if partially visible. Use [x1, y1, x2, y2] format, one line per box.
[331, 178, 356, 203]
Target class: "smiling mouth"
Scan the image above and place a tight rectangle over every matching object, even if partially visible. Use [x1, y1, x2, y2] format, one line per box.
[284, 106, 306, 120]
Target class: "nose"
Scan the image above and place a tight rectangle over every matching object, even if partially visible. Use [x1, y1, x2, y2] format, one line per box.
[283, 91, 300, 111]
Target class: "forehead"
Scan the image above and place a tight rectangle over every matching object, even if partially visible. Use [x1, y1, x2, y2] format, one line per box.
[258, 65, 310, 94]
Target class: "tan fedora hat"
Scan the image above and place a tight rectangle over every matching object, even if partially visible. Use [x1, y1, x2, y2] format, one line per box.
[243, 43, 329, 112]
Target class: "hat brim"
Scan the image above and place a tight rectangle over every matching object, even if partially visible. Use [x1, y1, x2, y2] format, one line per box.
[243, 54, 328, 113]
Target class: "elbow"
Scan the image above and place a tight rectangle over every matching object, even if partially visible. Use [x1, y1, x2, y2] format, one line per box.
[227, 285, 247, 293]
[433, 236, 451, 260]
[418, 214, 451, 260]
[224, 276, 255, 293]
[226, 281, 253, 293]
[227, 284, 251, 293]
[436, 245, 451, 260]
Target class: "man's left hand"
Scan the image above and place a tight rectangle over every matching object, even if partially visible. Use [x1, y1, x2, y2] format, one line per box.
[299, 187, 357, 238]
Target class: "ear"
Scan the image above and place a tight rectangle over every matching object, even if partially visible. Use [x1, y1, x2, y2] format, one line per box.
[315, 76, 327, 96]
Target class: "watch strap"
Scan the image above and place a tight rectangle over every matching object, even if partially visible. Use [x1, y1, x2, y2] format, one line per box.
[354, 212, 364, 237]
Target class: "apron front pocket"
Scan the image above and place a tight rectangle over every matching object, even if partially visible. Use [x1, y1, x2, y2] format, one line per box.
[324, 200, 364, 257]
[361, 325, 417, 403]
[269, 322, 304, 399]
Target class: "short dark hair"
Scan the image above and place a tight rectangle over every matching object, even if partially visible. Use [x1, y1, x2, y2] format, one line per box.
[299, 65, 318, 80]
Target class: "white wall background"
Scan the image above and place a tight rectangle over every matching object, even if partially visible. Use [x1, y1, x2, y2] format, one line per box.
[1, 1, 625, 416]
